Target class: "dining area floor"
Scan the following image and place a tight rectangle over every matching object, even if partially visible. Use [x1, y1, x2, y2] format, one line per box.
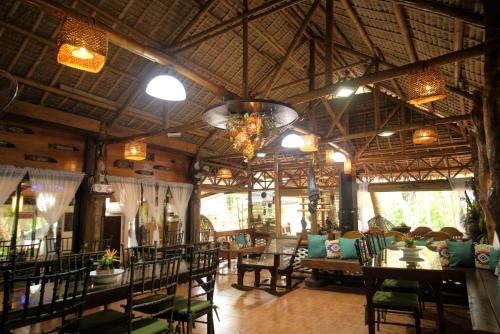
[14, 264, 473, 334]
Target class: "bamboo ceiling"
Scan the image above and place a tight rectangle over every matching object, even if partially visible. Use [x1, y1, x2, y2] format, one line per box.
[0, 0, 483, 177]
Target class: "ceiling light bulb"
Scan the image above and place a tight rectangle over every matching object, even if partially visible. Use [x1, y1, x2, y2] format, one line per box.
[146, 75, 186, 101]
[256, 152, 267, 158]
[281, 134, 304, 148]
[336, 87, 355, 98]
[71, 47, 94, 60]
[332, 151, 347, 162]
[378, 131, 395, 137]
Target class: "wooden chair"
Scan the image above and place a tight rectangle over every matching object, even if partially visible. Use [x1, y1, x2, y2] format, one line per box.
[233, 234, 304, 296]
[82, 237, 112, 252]
[45, 236, 72, 258]
[0, 240, 41, 263]
[164, 230, 184, 246]
[422, 231, 450, 241]
[440, 227, 464, 240]
[384, 231, 406, 241]
[59, 251, 102, 272]
[1, 263, 91, 333]
[412, 226, 432, 238]
[343, 230, 364, 239]
[355, 239, 421, 334]
[121, 244, 158, 268]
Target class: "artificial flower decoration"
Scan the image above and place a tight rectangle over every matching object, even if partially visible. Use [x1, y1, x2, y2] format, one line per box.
[227, 112, 267, 159]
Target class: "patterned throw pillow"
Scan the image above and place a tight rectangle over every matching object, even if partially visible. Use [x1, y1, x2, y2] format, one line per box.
[474, 244, 494, 269]
[325, 240, 340, 259]
[432, 241, 450, 267]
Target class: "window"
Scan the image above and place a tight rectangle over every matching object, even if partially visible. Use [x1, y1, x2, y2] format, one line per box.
[201, 193, 248, 231]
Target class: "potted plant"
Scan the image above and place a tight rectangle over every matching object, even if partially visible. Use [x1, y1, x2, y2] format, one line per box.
[97, 249, 119, 274]
[464, 180, 488, 244]
[404, 236, 416, 248]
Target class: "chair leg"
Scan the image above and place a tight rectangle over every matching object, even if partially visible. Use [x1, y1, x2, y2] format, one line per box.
[376, 309, 380, 331]
[207, 310, 215, 334]
[285, 273, 292, 291]
[270, 269, 277, 293]
[237, 268, 245, 287]
[414, 309, 421, 334]
[254, 269, 261, 287]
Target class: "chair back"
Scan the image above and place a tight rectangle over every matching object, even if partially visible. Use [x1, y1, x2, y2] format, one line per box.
[355, 238, 373, 265]
[0, 240, 11, 261]
[82, 238, 112, 252]
[440, 227, 463, 240]
[384, 231, 405, 241]
[164, 230, 184, 247]
[121, 244, 158, 268]
[59, 251, 102, 272]
[343, 231, 364, 239]
[422, 231, 450, 241]
[45, 236, 72, 256]
[1, 263, 91, 333]
[186, 248, 219, 310]
[412, 226, 432, 237]
[125, 255, 182, 333]
[199, 230, 211, 243]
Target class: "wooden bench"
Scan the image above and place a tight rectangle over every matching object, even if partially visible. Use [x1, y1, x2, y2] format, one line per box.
[465, 268, 500, 333]
[213, 228, 270, 267]
[300, 257, 362, 288]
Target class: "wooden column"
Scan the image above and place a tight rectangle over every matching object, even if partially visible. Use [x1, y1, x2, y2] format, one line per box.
[369, 191, 381, 216]
[247, 170, 253, 227]
[274, 157, 282, 236]
[189, 183, 201, 243]
[339, 171, 357, 233]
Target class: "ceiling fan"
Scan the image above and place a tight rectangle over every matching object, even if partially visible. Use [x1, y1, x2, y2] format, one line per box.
[0, 70, 18, 119]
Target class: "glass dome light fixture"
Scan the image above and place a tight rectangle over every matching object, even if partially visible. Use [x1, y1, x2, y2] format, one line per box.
[281, 133, 304, 148]
[378, 131, 396, 137]
[146, 74, 186, 101]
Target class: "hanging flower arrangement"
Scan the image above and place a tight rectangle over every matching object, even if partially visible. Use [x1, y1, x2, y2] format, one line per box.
[227, 112, 275, 160]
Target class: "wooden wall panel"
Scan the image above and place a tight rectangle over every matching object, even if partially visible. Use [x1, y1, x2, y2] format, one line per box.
[107, 143, 191, 183]
[0, 120, 85, 171]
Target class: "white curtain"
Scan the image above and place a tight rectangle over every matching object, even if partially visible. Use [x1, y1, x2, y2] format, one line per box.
[142, 180, 162, 244]
[154, 182, 168, 243]
[356, 182, 371, 232]
[167, 182, 193, 234]
[0, 165, 27, 205]
[108, 176, 142, 247]
[28, 168, 84, 245]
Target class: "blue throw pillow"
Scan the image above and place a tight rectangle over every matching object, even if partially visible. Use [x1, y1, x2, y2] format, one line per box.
[339, 237, 358, 260]
[385, 235, 396, 246]
[234, 234, 247, 247]
[489, 248, 500, 272]
[415, 238, 434, 246]
[308, 235, 327, 258]
[446, 239, 474, 267]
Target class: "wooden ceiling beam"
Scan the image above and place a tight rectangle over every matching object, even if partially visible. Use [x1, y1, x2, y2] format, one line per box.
[357, 148, 470, 163]
[339, 0, 378, 57]
[393, 3, 418, 63]
[22, 0, 238, 98]
[286, 44, 484, 105]
[396, 0, 484, 27]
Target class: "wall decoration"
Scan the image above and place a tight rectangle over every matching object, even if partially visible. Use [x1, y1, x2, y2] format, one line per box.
[114, 159, 134, 169]
[135, 170, 154, 176]
[0, 140, 15, 148]
[146, 153, 155, 161]
[0, 124, 34, 134]
[153, 165, 172, 171]
[24, 154, 57, 163]
[48, 143, 79, 151]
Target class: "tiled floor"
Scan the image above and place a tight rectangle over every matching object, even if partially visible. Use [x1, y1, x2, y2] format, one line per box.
[15, 263, 472, 334]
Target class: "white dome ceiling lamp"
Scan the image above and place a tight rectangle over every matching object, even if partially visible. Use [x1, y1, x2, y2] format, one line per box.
[281, 133, 304, 148]
[201, 0, 298, 160]
[146, 71, 186, 101]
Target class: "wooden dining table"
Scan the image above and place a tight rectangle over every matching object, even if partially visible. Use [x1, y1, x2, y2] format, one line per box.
[363, 247, 446, 334]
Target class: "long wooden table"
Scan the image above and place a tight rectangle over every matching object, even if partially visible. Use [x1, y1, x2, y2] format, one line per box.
[363, 247, 445, 334]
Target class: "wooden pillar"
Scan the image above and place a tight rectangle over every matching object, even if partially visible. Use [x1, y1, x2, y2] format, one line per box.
[10, 183, 21, 250]
[247, 170, 253, 228]
[369, 191, 381, 216]
[189, 182, 201, 243]
[274, 157, 282, 236]
[339, 171, 357, 233]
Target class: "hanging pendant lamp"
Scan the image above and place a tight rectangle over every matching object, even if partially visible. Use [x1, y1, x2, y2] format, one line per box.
[216, 168, 232, 179]
[57, 17, 108, 73]
[413, 127, 438, 145]
[407, 66, 446, 105]
[300, 134, 318, 152]
[124, 141, 147, 161]
[146, 74, 186, 101]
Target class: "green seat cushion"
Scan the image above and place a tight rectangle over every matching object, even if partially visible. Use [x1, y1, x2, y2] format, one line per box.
[382, 279, 419, 290]
[174, 296, 213, 315]
[234, 234, 247, 247]
[489, 248, 500, 272]
[446, 239, 474, 267]
[307, 234, 327, 258]
[339, 237, 358, 260]
[372, 291, 419, 308]
[415, 238, 434, 246]
[78, 309, 129, 334]
[99, 318, 170, 334]
[385, 235, 396, 246]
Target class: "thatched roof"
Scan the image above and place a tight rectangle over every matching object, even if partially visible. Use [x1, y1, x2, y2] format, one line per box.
[0, 0, 482, 177]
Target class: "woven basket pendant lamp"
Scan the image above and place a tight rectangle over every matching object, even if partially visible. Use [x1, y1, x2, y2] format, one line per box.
[216, 168, 232, 179]
[300, 134, 318, 152]
[413, 126, 438, 145]
[124, 141, 147, 161]
[57, 17, 108, 73]
[407, 66, 446, 105]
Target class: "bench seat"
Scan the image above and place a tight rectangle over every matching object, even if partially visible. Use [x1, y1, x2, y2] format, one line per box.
[465, 268, 500, 333]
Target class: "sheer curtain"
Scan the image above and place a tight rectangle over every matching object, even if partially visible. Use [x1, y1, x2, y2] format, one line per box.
[28, 168, 84, 247]
[167, 182, 193, 235]
[108, 176, 142, 247]
[448, 177, 472, 231]
[142, 180, 161, 244]
[155, 181, 168, 243]
[357, 182, 371, 232]
[0, 165, 27, 205]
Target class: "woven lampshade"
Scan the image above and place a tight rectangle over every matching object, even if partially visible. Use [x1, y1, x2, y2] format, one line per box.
[300, 134, 318, 152]
[413, 127, 438, 145]
[407, 67, 446, 105]
[344, 159, 352, 174]
[124, 141, 147, 161]
[57, 17, 108, 73]
[216, 168, 232, 179]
